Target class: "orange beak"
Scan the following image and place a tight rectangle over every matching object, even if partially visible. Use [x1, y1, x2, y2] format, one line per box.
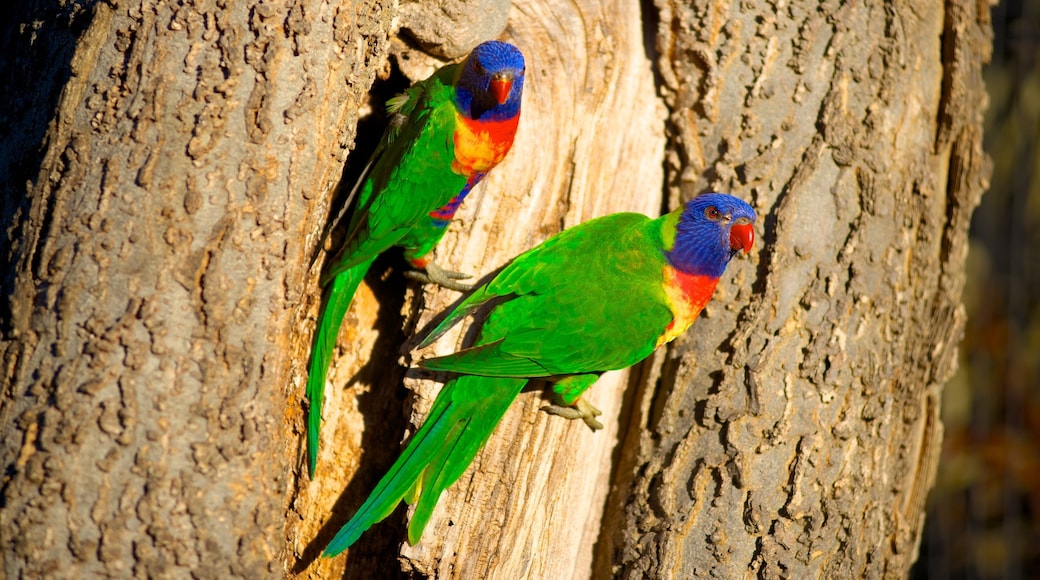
[729, 222, 755, 254]
[490, 76, 514, 105]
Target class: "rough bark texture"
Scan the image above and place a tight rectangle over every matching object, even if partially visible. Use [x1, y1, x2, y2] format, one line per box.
[0, 0, 394, 577]
[1, 0, 993, 578]
[598, 0, 992, 578]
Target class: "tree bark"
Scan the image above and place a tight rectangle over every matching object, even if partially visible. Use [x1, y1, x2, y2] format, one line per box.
[0, 0, 395, 576]
[1, 0, 993, 578]
[598, 0, 992, 578]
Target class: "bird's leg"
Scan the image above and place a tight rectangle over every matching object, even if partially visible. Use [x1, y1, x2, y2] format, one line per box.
[541, 374, 604, 431]
[542, 395, 604, 432]
[404, 261, 474, 292]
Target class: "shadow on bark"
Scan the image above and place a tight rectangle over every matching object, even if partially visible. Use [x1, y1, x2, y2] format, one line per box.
[0, 2, 96, 331]
[295, 252, 412, 578]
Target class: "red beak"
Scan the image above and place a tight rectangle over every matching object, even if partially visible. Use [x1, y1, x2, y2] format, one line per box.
[729, 223, 755, 254]
[490, 76, 514, 105]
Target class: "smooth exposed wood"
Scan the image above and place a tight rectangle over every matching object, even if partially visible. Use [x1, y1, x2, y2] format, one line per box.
[301, 0, 667, 577]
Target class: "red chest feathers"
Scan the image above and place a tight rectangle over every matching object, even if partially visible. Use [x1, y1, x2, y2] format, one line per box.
[452, 113, 520, 176]
[657, 267, 719, 347]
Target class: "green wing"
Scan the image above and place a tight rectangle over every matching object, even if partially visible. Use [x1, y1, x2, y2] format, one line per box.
[420, 212, 675, 378]
[321, 66, 468, 285]
[308, 66, 467, 475]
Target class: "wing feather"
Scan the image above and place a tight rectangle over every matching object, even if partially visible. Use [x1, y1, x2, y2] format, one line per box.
[321, 66, 467, 284]
[420, 212, 675, 377]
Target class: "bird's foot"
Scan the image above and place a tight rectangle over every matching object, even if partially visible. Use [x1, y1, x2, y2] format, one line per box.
[541, 397, 604, 431]
[404, 261, 474, 292]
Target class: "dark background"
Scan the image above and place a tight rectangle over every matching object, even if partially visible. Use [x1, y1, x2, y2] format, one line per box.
[914, 1, 1039, 578]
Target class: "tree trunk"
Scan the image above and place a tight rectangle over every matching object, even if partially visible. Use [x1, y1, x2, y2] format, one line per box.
[598, 0, 992, 577]
[1, 0, 992, 579]
[0, 0, 395, 576]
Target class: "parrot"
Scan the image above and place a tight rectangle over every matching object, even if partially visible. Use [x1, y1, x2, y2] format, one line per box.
[322, 192, 758, 555]
[306, 40, 526, 476]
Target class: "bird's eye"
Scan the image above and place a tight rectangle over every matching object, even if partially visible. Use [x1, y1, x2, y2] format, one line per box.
[705, 206, 721, 220]
[472, 61, 485, 75]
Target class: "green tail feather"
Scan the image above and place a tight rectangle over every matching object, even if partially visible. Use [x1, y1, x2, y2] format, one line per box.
[307, 258, 376, 477]
[417, 286, 496, 349]
[324, 376, 526, 556]
[420, 339, 555, 378]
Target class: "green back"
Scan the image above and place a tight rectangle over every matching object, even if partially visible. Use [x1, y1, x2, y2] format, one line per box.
[425, 212, 676, 377]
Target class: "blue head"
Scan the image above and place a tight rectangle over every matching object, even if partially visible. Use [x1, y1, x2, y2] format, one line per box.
[667, 193, 757, 279]
[455, 41, 525, 121]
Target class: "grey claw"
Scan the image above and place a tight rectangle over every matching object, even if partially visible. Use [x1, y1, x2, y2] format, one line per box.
[541, 398, 604, 431]
[406, 261, 475, 292]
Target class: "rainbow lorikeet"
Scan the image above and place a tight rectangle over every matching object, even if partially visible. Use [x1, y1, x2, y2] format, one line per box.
[323, 193, 757, 555]
[307, 41, 526, 476]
